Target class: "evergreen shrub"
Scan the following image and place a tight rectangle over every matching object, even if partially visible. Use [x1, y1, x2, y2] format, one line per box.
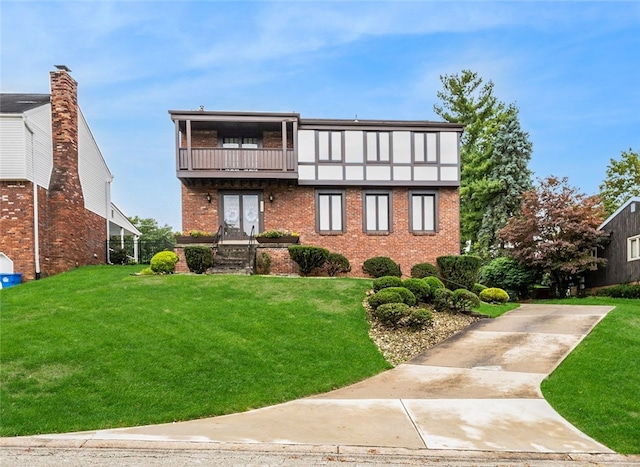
[288, 245, 329, 276]
[371, 303, 410, 328]
[402, 278, 431, 303]
[325, 252, 351, 276]
[406, 308, 434, 330]
[373, 275, 403, 291]
[479, 287, 510, 303]
[452, 288, 481, 312]
[433, 288, 454, 312]
[410, 262, 438, 278]
[423, 276, 445, 292]
[184, 246, 212, 274]
[473, 283, 488, 295]
[479, 256, 535, 299]
[437, 255, 482, 291]
[150, 251, 179, 274]
[110, 247, 129, 265]
[594, 284, 640, 299]
[383, 287, 417, 306]
[362, 256, 401, 278]
[367, 289, 404, 310]
[256, 252, 272, 275]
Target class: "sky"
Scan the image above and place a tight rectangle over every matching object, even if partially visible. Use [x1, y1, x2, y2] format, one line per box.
[1, 1, 639, 231]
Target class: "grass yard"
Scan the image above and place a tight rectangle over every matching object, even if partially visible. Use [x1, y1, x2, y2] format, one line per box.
[0, 266, 390, 436]
[474, 301, 519, 318]
[540, 297, 640, 454]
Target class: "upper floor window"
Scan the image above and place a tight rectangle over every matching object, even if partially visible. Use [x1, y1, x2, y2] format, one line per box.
[410, 191, 437, 233]
[365, 132, 390, 162]
[222, 137, 259, 148]
[413, 132, 438, 163]
[364, 191, 392, 234]
[318, 131, 343, 161]
[629, 235, 640, 261]
[316, 189, 346, 233]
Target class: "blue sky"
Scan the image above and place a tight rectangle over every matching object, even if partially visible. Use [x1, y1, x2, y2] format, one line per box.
[2, 1, 639, 230]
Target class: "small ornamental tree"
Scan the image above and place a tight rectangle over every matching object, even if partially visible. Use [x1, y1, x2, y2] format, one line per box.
[287, 245, 329, 276]
[499, 176, 609, 297]
[436, 255, 482, 291]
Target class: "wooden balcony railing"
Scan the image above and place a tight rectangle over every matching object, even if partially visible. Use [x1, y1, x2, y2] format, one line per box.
[178, 148, 296, 178]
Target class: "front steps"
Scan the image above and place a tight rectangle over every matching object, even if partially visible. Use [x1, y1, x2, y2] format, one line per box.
[211, 244, 256, 275]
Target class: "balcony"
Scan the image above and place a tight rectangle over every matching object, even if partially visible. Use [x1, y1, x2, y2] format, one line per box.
[177, 148, 297, 180]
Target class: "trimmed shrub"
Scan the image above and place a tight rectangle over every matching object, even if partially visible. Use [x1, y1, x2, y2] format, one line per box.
[140, 267, 154, 275]
[288, 245, 329, 276]
[423, 276, 445, 292]
[368, 289, 404, 310]
[373, 275, 404, 292]
[473, 283, 488, 296]
[403, 278, 431, 303]
[362, 256, 401, 278]
[411, 262, 438, 279]
[452, 288, 481, 312]
[372, 302, 410, 328]
[433, 288, 454, 312]
[325, 252, 351, 277]
[256, 252, 272, 275]
[110, 247, 129, 265]
[436, 255, 482, 291]
[406, 308, 434, 330]
[184, 246, 212, 274]
[479, 256, 535, 299]
[480, 287, 510, 304]
[594, 283, 640, 299]
[384, 287, 417, 306]
[150, 250, 179, 274]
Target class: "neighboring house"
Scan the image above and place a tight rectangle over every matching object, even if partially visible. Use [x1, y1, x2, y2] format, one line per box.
[0, 66, 140, 281]
[588, 196, 640, 288]
[169, 109, 463, 276]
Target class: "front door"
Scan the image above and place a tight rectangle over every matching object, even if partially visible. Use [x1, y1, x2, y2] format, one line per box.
[220, 192, 262, 240]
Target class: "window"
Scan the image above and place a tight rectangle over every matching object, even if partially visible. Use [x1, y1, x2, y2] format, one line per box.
[413, 132, 438, 163]
[410, 191, 437, 233]
[222, 137, 259, 148]
[316, 190, 346, 233]
[365, 132, 390, 162]
[364, 191, 392, 233]
[629, 235, 640, 261]
[318, 131, 343, 161]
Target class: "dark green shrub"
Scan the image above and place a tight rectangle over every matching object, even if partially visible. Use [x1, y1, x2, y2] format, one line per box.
[384, 287, 417, 306]
[372, 302, 410, 328]
[480, 287, 510, 304]
[288, 245, 329, 276]
[423, 276, 445, 292]
[406, 308, 434, 330]
[433, 288, 454, 312]
[362, 256, 401, 278]
[110, 247, 129, 265]
[410, 262, 438, 278]
[473, 283, 487, 296]
[368, 289, 404, 310]
[184, 246, 212, 274]
[256, 251, 272, 275]
[403, 278, 431, 303]
[373, 275, 403, 292]
[594, 284, 640, 299]
[325, 252, 351, 277]
[452, 288, 481, 312]
[437, 255, 482, 291]
[150, 250, 179, 274]
[479, 256, 535, 299]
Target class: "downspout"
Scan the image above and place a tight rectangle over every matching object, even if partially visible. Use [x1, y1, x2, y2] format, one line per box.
[24, 118, 41, 279]
[106, 179, 112, 264]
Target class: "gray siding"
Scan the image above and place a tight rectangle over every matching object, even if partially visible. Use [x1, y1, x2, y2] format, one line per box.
[78, 109, 112, 218]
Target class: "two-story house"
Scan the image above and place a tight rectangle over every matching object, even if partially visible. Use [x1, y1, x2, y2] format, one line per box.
[169, 109, 463, 276]
[0, 67, 140, 281]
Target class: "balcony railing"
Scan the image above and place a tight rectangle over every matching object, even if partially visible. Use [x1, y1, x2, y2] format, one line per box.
[177, 148, 296, 178]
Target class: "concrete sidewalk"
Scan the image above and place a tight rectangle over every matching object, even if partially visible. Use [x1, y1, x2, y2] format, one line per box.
[4, 304, 628, 457]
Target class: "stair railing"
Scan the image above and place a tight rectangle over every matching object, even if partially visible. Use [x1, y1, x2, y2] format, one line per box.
[247, 225, 256, 272]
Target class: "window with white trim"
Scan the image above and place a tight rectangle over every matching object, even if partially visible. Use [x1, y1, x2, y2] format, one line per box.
[364, 191, 392, 233]
[629, 235, 640, 261]
[316, 190, 346, 233]
[410, 191, 437, 233]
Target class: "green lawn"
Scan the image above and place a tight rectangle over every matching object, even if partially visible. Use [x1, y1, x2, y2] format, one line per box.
[540, 297, 640, 454]
[0, 266, 390, 436]
[474, 301, 519, 318]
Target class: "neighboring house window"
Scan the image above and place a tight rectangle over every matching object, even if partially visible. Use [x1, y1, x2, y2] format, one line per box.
[410, 191, 437, 233]
[222, 137, 259, 148]
[365, 131, 391, 162]
[316, 189, 346, 233]
[318, 131, 343, 161]
[629, 235, 640, 261]
[363, 190, 392, 233]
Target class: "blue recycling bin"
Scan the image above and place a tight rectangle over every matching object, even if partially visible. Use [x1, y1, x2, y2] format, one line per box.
[0, 273, 22, 289]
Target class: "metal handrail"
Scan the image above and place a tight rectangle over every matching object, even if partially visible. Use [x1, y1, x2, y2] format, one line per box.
[213, 224, 223, 246]
[247, 225, 256, 272]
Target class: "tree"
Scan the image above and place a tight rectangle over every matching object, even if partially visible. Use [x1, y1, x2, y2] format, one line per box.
[499, 176, 609, 297]
[476, 106, 533, 255]
[599, 148, 640, 216]
[434, 70, 533, 256]
[129, 216, 176, 243]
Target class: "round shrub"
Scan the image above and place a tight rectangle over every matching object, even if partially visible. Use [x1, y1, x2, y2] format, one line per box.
[256, 251, 272, 275]
[362, 256, 401, 278]
[150, 250, 179, 274]
[288, 245, 329, 276]
[424, 276, 445, 291]
[473, 283, 488, 296]
[325, 252, 351, 277]
[367, 289, 404, 310]
[437, 255, 482, 291]
[406, 308, 434, 330]
[373, 275, 404, 292]
[480, 287, 510, 304]
[411, 262, 438, 278]
[184, 245, 212, 274]
[452, 288, 481, 312]
[479, 256, 535, 299]
[402, 278, 431, 303]
[372, 302, 410, 328]
[433, 288, 454, 312]
[110, 247, 129, 265]
[383, 287, 417, 306]
[140, 267, 154, 275]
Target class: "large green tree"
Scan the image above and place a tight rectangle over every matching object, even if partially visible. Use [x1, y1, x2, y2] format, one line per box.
[599, 148, 640, 216]
[499, 176, 608, 297]
[129, 216, 176, 243]
[434, 70, 532, 256]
